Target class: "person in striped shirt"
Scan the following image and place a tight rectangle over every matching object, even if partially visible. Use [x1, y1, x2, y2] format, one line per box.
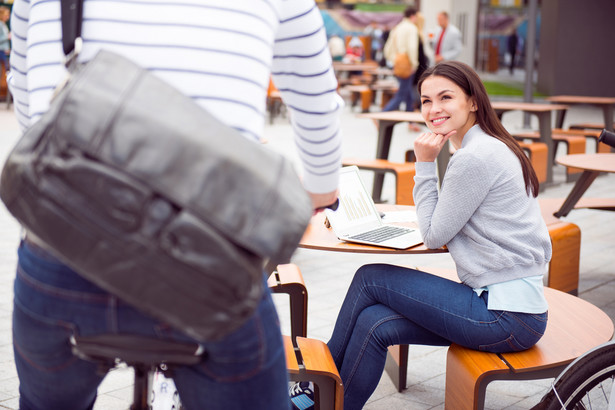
[8, 1, 342, 409]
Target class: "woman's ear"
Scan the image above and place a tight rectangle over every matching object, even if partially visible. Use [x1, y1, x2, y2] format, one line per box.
[470, 97, 477, 112]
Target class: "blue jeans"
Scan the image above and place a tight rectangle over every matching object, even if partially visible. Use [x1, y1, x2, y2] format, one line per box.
[327, 264, 548, 409]
[383, 74, 415, 112]
[13, 239, 291, 410]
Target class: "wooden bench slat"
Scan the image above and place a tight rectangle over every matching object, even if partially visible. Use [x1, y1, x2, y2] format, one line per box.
[553, 128, 612, 153]
[267, 263, 304, 288]
[284, 335, 300, 372]
[570, 122, 615, 131]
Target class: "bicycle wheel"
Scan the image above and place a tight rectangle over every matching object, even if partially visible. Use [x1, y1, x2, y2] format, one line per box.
[535, 342, 615, 410]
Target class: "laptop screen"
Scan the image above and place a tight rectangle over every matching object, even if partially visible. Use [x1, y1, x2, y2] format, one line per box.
[328, 167, 381, 232]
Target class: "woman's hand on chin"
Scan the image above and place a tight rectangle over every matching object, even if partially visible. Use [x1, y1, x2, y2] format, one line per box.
[413, 130, 457, 162]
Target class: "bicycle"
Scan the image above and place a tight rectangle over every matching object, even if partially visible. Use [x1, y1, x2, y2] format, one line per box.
[531, 340, 615, 409]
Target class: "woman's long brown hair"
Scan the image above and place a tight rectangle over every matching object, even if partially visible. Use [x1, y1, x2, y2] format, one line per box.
[417, 61, 539, 197]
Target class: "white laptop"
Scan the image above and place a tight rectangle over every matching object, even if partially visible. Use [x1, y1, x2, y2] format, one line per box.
[325, 166, 424, 249]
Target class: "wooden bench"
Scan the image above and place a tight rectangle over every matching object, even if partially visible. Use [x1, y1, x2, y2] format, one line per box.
[536, 196, 615, 295]
[552, 128, 612, 154]
[545, 221, 581, 295]
[513, 131, 586, 181]
[268, 264, 308, 345]
[535, 199, 581, 295]
[518, 141, 549, 187]
[369, 80, 398, 110]
[445, 286, 613, 409]
[569, 122, 615, 132]
[285, 335, 344, 410]
[342, 158, 416, 205]
[266, 78, 284, 124]
[343, 85, 373, 113]
[386, 267, 614, 410]
[270, 265, 343, 409]
[540, 196, 615, 217]
[0, 59, 8, 101]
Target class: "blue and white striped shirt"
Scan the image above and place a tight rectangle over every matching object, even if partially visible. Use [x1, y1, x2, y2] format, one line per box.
[9, 0, 343, 193]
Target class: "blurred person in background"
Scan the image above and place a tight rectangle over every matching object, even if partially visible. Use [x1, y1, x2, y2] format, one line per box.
[431, 11, 462, 63]
[0, 6, 10, 69]
[382, 6, 419, 112]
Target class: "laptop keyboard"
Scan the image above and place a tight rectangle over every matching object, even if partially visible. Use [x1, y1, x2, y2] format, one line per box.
[349, 226, 413, 243]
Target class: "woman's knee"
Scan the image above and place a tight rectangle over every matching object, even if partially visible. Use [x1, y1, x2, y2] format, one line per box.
[354, 305, 405, 349]
[355, 263, 392, 282]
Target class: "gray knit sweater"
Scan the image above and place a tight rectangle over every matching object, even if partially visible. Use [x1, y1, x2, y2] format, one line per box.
[413, 125, 552, 288]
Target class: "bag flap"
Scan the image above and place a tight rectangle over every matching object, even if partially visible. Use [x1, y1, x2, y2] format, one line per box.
[51, 50, 312, 262]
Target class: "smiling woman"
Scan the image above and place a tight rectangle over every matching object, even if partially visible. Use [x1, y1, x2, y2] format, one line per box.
[417, 61, 539, 197]
[323, 60, 552, 410]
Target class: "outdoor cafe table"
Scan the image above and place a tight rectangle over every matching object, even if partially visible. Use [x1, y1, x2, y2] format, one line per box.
[553, 153, 615, 217]
[491, 101, 569, 184]
[298, 203, 447, 389]
[299, 203, 446, 255]
[356, 111, 449, 203]
[545, 95, 615, 132]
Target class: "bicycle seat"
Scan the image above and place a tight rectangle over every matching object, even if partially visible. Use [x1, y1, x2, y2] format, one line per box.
[70, 334, 205, 367]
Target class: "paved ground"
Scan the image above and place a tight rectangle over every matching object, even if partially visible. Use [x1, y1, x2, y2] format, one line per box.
[0, 71, 613, 409]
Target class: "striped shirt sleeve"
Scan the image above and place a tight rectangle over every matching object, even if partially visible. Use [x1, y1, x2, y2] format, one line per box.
[272, 1, 343, 193]
[8, 0, 342, 195]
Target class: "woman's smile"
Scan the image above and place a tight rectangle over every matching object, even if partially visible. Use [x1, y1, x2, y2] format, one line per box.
[431, 116, 449, 126]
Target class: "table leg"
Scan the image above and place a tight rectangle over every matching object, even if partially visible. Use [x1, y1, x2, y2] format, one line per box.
[536, 112, 554, 184]
[384, 345, 408, 392]
[555, 108, 567, 130]
[603, 105, 614, 132]
[372, 120, 395, 202]
[554, 170, 600, 217]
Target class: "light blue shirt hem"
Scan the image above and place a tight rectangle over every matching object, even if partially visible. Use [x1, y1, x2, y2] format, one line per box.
[473, 274, 548, 314]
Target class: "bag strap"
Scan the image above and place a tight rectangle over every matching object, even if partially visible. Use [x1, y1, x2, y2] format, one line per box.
[60, 0, 84, 63]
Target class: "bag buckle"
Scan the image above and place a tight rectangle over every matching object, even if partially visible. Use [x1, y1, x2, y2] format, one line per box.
[64, 37, 83, 70]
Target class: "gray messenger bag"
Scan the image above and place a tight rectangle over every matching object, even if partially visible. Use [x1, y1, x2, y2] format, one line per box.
[0, 0, 312, 342]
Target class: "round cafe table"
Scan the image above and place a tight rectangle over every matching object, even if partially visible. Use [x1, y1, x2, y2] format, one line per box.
[554, 153, 615, 217]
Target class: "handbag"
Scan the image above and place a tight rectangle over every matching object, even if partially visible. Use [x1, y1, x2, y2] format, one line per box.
[0, 0, 312, 341]
[393, 52, 413, 79]
[384, 24, 413, 79]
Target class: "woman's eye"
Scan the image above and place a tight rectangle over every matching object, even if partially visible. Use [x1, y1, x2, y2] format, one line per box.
[421, 99, 430, 105]
[441, 95, 451, 100]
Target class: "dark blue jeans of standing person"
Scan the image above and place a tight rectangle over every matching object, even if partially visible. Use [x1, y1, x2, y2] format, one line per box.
[13, 239, 291, 410]
[327, 264, 548, 409]
[383, 74, 415, 112]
